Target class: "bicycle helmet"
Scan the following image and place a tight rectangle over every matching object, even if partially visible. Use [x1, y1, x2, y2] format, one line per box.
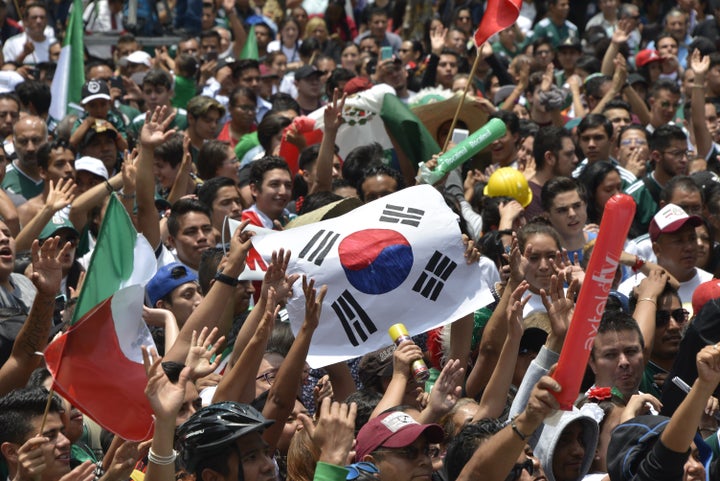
[176, 401, 274, 472]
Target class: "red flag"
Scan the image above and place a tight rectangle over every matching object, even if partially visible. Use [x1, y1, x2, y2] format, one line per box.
[45, 285, 155, 441]
[474, 0, 522, 48]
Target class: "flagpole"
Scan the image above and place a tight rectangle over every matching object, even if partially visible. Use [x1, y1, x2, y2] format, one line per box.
[38, 388, 54, 435]
[441, 49, 483, 153]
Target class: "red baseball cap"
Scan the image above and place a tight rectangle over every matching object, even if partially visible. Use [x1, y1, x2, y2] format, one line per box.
[692, 279, 720, 317]
[355, 411, 444, 461]
[635, 49, 662, 67]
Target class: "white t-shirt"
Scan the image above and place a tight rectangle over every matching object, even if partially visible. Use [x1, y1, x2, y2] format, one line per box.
[3, 32, 55, 64]
[617, 267, 713, 311]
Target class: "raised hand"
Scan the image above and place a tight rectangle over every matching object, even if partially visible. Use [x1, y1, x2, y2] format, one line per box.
[45, 178, 76, 212]
[185, 327, 225, 380]
[425, 358, 464, 417]
[225, 219, 254, 276]
[13, 436, 50, 481]
[696, 344, 720, 387]
[121, 149, 138, 195]
[30, 237, 71, 296]
[261, 249, 299, 303]
[299, 398, 357, 466]
[508, 235, 530, 285]
[139, 106, 177, 149]
[302, 275, 327, 330]
[430, 26, 448, 55]
[462, 234, 480, 264]
[393, 340, 423, 379]
[522, 372, 561, 426]
[540, 271, 577, 344]
[324, 89, 346, 133]
[142, 346, 191, 423]
[506, 281, 530, 341]
[690, 48, 709, 76]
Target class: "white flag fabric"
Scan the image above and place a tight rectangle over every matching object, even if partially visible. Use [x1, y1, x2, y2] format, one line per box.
[248, 185, 494, 367]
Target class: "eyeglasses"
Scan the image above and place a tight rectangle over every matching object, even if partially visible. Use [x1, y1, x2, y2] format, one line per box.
[374, 444, 430, 460]
[662, 149, 692, 159]
[256, 369, 277, 385]
[656, 308, 689, 327]
[535, 49, 552, 56]
[0, 111, 19, 119]
[345, 462, 379, 481]
[505, 459, 534, 481]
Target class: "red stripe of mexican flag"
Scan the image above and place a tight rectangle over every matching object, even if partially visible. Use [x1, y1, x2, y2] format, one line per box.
[45, 285, 155, 442]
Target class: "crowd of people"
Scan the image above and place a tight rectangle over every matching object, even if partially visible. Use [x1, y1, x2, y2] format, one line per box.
[2, 1, 720, 481]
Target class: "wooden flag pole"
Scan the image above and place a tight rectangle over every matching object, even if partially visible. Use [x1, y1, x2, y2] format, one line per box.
[38, 388, 55, 435]
[441, 48, 483, 153]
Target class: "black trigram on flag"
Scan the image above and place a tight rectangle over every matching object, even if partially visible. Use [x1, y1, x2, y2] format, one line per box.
[412, 251, 457, 301]
[298, 229, 340, 266]
[331, 290, 377, 346]
[379, 204, 425, 227]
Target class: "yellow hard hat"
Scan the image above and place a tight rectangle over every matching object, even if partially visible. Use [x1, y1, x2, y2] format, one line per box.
[483, 167, 533, 207]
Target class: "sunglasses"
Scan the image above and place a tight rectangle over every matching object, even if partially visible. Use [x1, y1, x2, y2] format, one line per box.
[345, 462, 379, 481]
[505, 459, 534, 481]
[656, 308, 689, 327]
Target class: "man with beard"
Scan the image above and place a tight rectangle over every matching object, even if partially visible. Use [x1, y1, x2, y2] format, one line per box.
[18, 140, 75, 227]
[2, 115, 47, 204]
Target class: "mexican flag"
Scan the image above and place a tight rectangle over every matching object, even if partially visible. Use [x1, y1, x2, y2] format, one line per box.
[49, 0, 85, 122]
[45, 285, 156, 441]
[72, 194, 156, 324]
[474, 0, 522, 47]
[278, 84, 441, 175]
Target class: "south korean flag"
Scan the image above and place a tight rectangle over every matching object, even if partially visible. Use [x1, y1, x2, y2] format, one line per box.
[248, 185, 494, 367]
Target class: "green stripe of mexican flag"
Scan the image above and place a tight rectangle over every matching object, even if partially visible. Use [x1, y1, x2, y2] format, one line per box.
[49, 0, 85, 122]
[71, 195, 157, 324]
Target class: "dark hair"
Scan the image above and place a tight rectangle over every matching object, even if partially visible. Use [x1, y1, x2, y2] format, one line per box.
[617, 124, 647, 148]
[591, 309, 645, 360]
[299, 191, 344, 215]
[0, 92, 20, 111]
[628, 282, 679, 314]
[269, 92, 300, 115]
[517, 220, 562, 253]
[299, 37, 321, 58]
[15, 80, 51, 116]
[344, 390, 382, 435]
[257, 114, 292, 153]
[575, 55, 601, 75]
[489, 110, 519, 135]
[229, 86, 257, 108]
[649, 78, 681, 99]
[0, 388, 63, 446]
[142, 69, 173, 89]
[37, 138, 74, 171]
[249, 156, 291, 190]
[533, 126, 572, 171]
[357, 164, 404, 201]
[585, 75, 612, 101]
[199, 30, 222, 45]
[578, 113, 613, 138]
[541, 176, 587, 213]
[155, 133, 185, 168]
[327, 68, 356, 94]
[167, 198, 212, 238]
[236, 58, 260, 76]
[518, 119, 539, 139]
[197, 176, 238, 212]
[445, 419, 504, 481]
[198, 247, 225, 295]
[197, 139, 233, 180]
[577, 161, 620, 224]
[23, 2, 47, 16]
[342, 143, 384, 187]
[659, 175, 703, 204]
[294, 144, 321, 199]
[602, 99, 632, 115]
[649, 124, 686, 153]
